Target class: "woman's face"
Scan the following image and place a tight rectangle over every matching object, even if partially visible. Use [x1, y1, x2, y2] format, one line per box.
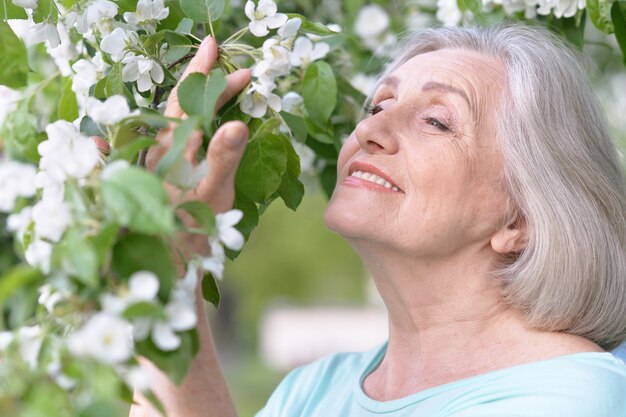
[324, 48, 510, 259]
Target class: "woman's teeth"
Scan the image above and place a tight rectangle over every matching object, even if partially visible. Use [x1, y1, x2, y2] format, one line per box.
[350, 171, 401, 192]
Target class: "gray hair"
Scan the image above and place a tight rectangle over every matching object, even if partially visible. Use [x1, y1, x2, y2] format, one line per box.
[377, 24, 626, 350]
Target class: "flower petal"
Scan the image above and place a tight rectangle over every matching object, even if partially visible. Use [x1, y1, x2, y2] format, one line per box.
[249, 20, 269, 37]
[152, 322, 180, 351]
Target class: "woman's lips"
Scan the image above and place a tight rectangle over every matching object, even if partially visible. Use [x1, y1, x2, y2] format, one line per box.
[345, 161, 403, 193]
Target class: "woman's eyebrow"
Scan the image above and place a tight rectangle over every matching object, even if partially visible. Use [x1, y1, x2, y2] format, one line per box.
[379, 75, 399, 89]
[422, 81, 471, 108]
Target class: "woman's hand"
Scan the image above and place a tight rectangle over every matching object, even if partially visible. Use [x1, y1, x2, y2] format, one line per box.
[146, 36, 251, 259]
[126, 36, 248, 417]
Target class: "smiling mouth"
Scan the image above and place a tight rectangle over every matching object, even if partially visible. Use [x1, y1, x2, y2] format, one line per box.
[348, 170, 402, 192]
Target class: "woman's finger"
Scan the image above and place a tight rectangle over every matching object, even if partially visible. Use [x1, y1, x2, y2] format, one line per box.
[164, 36, 219, 118]
[195, 121, 249, 212]
[215, 69, 252, 111]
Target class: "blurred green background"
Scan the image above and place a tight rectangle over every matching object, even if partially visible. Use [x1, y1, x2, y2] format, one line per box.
[212, 180, 367, 416]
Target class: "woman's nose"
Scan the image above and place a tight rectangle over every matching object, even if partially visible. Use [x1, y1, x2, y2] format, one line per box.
[354, 114, 399, 155]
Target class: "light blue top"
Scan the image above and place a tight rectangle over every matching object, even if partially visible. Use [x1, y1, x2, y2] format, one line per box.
[255, 342, 626, 417]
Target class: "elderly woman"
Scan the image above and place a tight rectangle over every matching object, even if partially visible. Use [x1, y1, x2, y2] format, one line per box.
[130, 24, 626, 417]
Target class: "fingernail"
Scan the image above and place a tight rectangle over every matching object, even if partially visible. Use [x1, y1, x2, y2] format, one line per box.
[224, 126, 246, 147]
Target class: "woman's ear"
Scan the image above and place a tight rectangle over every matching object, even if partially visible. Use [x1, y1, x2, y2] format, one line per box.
[490, 215, 528, 254]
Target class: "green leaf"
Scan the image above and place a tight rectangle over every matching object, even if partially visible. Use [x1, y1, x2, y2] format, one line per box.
[588, 0, 614, 33]
[58, 78, 79, 122]
[90, 223, 120, 266]
[163, 31, 193, 65]
[55, 230, 99, 288]
[112, 233, 176, 302]
[176, 17, 195, 34]
[277, 136, 304, 211]
[134, 329, 199, 385]
[613, 1, 626, 63]
[286, 13, 337, 36]
[251, 117, 282, 140]
[79, 116, 107, 138]
[302, 61, 337, 126]
[177, 200, 215, 234]
[0, 266, 42, 305]
[32, 0, 56, 23]
[235, 133, 288, 204]
[201, 273, 220, 308]
[233, 188, 259, 240]
[101, 166, 175, 234]
[180, 0, 225, 22]
[305, 134, 338, 160]
[305, 117, 334, 144]
[0, 21, 28, 89]
[123, 301, 166, 321]
[110, 137, 158, 162]
[1, 0, 28, 19]
[319, 162, 337, 199]
[457, 0, 482, 14]
[79, 399, 129, 417]
[280, 112, 307, 143]
[125, 108, 176, 129]
[178, 69, 227, 132]
[156, 116, 200, 177]
[105, 63, 124, 96]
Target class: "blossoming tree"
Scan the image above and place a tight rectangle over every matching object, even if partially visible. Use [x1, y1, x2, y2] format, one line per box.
[0, 0, 624, 415]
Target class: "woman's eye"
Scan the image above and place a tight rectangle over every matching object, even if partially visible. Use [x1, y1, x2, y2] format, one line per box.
[365, 104, 383, 116]
[424, 117, 450, 132]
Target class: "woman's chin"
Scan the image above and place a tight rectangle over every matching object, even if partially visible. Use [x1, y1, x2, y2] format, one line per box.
[323, 196, 371, 239]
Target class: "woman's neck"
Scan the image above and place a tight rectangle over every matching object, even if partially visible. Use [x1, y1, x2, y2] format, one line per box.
[355, 242, 602, 401]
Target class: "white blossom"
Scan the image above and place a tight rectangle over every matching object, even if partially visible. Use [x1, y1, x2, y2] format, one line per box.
[0, 332, 13, 351]
[86, 95, 135, 125]
[7, 207, 32, 241]
[38, 284, 70, 313]
[38, 120, 101, 183]
[30, 21, 61, 48]
[100, 27, 136, 62]
[123, 0, 170, 33]
[351, 72, 377, 96]
[292, 141, 316, 174]
[277, 17, 301, 39]
[46, 360, 77, 390]
[32, 198, 71, 242]
[436, 0, 463, 26]
[327, 23, 342, 33]
[281, 91, 303, 114]
[47, 22, 79, 77]
[71, 54, 110, 98]
[240, 79, 281, 118]
[16, 325, 42, 369]
[121, 53, 165, 92]
[552, 0, 585, 17]
[12, 0, 38, 8]
[68, 313, 133, 364]
[354, 4, 389, 39]
[0, 160, 37, 212]
[164, 158, 208, 189]
[214, 210, 245, 251]
[260, 38, 291, 76]
[245, 0, 288, 37]
[76, 0, 119, 34]
[290, 37, 329, 67]
[25, 238, 53, 273]
[201, 238, 226, 279]
[34, 170, 65, 202]
[122, 365, 152, 392]
[100, 270, 160, 316]
[0, 85, 21, 127]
